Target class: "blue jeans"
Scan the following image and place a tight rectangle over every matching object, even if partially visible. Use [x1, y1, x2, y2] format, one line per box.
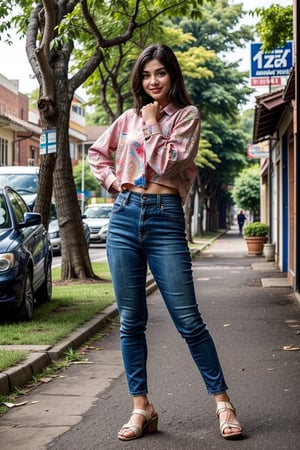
[107, 190, 228, 396]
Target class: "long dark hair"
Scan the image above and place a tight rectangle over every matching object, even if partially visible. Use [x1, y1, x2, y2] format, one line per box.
[131, 44, 192, 111]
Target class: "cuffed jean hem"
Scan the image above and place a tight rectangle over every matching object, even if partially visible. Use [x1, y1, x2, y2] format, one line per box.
[207, 389, 228, 395]
[130, 392, 149, 397]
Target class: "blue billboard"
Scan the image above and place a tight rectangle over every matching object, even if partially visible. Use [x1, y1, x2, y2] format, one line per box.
[250, 41, 293, 78]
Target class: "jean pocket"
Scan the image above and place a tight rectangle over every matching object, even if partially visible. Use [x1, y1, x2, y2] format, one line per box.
[158, 203, 185, 222]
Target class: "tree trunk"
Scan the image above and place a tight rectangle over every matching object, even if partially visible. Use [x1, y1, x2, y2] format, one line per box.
[184, 185, 195, 243]
[53, 87, 97, 280]
[34, 153, 56, 227]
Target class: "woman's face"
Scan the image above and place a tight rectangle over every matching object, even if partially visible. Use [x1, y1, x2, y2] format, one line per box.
[141, 58, 171, 108]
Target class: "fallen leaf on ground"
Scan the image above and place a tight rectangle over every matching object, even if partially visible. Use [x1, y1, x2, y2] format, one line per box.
[2, 401, 28, 408]
[283, 344, 300, 351]
[68, 361, 94, 365]
[40, 377, 53, 383]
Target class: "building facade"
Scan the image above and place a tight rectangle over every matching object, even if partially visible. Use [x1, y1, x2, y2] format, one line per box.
[252, 0, 299, 302]
[0, 73, 86, 168]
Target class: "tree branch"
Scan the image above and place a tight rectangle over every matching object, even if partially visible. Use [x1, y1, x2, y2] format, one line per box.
[36, 0, 57, 102]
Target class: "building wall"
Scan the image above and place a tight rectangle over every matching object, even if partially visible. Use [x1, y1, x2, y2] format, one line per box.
[0, 74, 87, 167]
[288, 138, 295, 284]
[0, 79, 18, 116]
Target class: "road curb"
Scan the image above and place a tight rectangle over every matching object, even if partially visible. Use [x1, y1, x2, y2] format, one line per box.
[0, 304, 119, 396]
[0, 233, 223, 396]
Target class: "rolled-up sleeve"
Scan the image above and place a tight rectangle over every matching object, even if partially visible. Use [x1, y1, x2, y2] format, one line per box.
[88, 124, 119, 193]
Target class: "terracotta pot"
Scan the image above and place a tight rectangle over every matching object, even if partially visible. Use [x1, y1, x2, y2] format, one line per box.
[244, 236, 267, 256]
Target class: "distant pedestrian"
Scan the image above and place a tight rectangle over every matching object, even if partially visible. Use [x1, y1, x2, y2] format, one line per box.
[237, 210, 247, 236]
[88, 44, 243, 442]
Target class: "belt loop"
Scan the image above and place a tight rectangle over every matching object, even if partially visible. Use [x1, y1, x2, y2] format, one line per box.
[123, 190, 131, 205]
[157, 194, 161, 207]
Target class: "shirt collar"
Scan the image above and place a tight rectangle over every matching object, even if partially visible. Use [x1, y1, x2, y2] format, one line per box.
[161, 102, 180, 116]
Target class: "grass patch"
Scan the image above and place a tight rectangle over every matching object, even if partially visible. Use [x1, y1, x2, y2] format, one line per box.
[188, 231, 222, 248]
[0, 349, 28, 372]
[0, 241, 208, 372]
[0, 262, 114, 349]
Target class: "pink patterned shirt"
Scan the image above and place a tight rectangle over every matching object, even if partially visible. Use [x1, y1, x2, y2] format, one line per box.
[88, 103, 201, 202]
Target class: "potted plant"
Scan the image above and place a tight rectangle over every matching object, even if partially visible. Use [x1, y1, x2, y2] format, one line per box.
[243, 222, 269, 256]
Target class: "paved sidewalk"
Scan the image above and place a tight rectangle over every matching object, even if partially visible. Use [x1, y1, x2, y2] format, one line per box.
[1, 226, 299, 449]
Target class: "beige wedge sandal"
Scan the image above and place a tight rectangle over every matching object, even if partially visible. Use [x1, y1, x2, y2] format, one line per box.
[216, 401, 243, 440]
[118, 407, 159, 441]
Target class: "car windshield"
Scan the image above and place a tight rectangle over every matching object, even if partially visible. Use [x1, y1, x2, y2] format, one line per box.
[0, 174, 38, 194]
[85, 207, 111, 219]
[0, 194, 11, 228]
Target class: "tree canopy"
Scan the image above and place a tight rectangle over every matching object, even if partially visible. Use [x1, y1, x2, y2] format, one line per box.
[231, 165, 260, 216]
[252, 4, 293, 51]
[0, 0, 213, 278]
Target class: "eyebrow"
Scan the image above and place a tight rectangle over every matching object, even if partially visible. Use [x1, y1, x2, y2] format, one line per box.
[142, 66, 166, 74]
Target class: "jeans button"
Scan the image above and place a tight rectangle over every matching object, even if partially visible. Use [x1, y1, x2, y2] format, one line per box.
[142, 194, 147, 200]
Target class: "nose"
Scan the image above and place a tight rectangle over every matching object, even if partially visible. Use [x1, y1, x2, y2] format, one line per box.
[149, 74, 159, 85]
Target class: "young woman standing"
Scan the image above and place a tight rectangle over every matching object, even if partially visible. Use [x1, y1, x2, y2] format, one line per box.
[88, 44, 243, 442]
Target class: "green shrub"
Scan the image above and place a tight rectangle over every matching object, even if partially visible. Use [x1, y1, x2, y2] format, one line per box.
[243, 222, 269, 237]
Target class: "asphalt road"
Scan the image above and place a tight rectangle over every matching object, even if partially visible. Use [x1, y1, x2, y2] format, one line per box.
[1, 229, 300, 449]
[52, 243, 107, 267]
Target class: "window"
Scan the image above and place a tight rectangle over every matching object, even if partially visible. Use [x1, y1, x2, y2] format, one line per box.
[0, 194, 10, 228]
[69, 142, 76, 159]
[8, 189, 29, 223]
[0, 138, 8, 166]
[71, 104, 85, 117]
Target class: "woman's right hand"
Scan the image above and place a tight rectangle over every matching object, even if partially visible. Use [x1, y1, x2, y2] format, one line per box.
[111, 180, 125, 193]
[141, 101, 160, 125]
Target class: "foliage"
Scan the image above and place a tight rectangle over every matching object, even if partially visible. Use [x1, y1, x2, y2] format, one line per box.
[81, 24, 216, 124]
[180, 0, 254, 191]
[252, 5, 293, 51]
[231, 166, 260, 215]
[73, 160, 100, 192]
[182, 0, 254, 117]
[240, 108, 255, 147]
[243, 222, 269, 237]
[195, 139, 220, 169]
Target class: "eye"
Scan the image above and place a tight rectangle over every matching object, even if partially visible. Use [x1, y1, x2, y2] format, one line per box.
[142, 73, 150, 79]
[157, 70, 167, 77]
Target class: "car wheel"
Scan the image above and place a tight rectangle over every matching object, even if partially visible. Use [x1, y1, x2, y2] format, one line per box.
[35, 258, 52, 304]
[16, 269, 34, 322]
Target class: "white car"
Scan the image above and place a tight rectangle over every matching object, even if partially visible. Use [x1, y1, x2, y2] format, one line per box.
[48, 218, 90, 255]
[83, 203, 113, 243]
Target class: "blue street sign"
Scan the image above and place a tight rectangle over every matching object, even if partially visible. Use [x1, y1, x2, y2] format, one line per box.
[40, 128, 57, 155]
[250, 41, 293, 78]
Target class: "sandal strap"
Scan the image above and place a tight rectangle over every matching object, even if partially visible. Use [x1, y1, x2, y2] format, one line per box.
[216, 401, 236, 417]
[220, 421, 241, 434]
[132, 408, 152, 422]
[119, 422, 142, 439]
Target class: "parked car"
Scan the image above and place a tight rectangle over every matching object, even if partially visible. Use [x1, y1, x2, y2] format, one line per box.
[0, 166, 39, 210]
[0, 166, 90, 254]
[83, 204, 113, 243]
[48, 217, 90, 255]
[0, 186, 52, 322]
